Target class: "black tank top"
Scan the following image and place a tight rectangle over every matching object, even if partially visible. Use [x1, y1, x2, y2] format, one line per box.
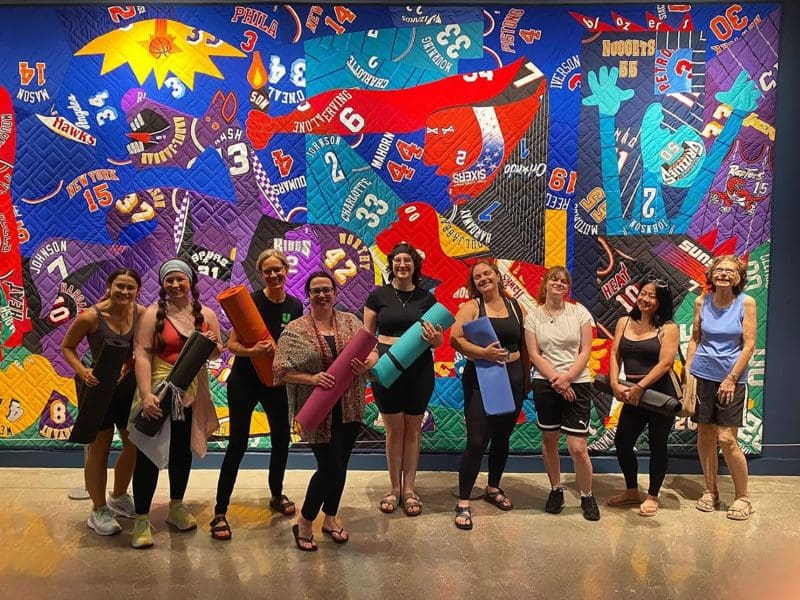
[619, 318, 672, 394]
[477, 296, 522, 353]
[86, 306, 136, 365]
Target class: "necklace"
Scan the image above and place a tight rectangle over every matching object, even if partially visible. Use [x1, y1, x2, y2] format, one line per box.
[543, 304, 564, 323]
[393, 285, 415, 309]
[310, 311, 338, 369]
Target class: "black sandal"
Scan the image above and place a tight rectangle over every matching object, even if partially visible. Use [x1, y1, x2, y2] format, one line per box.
[292, 524, 317, 552]
[209, 516, 232, 541]
[322, 526, 349, 544]
[483, 487, 513, 511]
[454, 505, 473, 530]
[270, 495, 296, 516]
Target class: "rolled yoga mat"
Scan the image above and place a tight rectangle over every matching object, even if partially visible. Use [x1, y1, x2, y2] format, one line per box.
[594, 374, 682, 417]
[218, 285, 276, 386]
[135, 331, 218, 436]
[295, 329, 377, 431]
[69, 338, 131, 444]
[462, 316, 516, 415]
[370, 302, 455, 387]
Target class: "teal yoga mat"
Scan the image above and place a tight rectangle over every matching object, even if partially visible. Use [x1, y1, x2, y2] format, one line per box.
[462, 316, 516, 415]
[370, 302, 455, 387]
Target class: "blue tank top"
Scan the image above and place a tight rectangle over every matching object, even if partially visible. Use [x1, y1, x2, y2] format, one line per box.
[690, 293, 747, 383]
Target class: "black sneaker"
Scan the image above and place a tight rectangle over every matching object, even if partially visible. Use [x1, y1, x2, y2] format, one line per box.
[581, 495, 601, 521]
[545, 488, 565, 514]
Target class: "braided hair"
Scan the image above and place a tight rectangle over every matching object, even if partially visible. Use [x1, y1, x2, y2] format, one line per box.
[154, 259, 204, 352]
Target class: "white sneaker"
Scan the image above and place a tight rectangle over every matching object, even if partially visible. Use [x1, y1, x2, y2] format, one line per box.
[107, 493, 135, 519]
[87, 506, 122, 536]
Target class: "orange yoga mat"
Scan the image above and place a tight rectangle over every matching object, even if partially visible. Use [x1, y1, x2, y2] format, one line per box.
[218, 285, 276, 386]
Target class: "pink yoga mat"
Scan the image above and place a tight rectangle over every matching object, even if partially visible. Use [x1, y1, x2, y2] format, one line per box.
[295, 329, 377, 431]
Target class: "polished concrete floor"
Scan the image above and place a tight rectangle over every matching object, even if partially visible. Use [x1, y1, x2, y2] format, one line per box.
[0, 467, 798, 599]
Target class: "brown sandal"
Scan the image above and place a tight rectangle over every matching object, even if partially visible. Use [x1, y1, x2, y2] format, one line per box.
[607, 491, 644, 507]
[270, 495, 296, 516]
[402, 492, 422, 517]
[379, 492, 399, 514]
[696, 490, 720, 512]
[726, 497, 754, 521]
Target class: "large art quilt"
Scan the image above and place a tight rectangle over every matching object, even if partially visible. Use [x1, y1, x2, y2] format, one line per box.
[0, 3, 779, 455]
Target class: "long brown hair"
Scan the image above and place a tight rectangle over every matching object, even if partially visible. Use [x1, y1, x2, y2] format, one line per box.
[466, 259, 506, 298]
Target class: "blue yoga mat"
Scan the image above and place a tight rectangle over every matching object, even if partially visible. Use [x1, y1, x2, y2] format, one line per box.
[462, 316, 516, 415]
[370, 302, 455, 387]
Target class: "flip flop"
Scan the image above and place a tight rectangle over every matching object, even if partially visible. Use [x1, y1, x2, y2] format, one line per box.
[322, 526, 349, 544]
[607, 492, 644, 507]
[637, 499, 660, 517]
[292, 524, 317, 551]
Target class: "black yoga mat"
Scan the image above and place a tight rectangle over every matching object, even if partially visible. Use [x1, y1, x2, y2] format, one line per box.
[69, 338, 131, 444]
[134, 330, 217, 436]
[594, 374, 682, 417]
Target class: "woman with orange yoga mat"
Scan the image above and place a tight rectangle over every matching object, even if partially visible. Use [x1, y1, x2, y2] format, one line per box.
[211, 249, 303, 541]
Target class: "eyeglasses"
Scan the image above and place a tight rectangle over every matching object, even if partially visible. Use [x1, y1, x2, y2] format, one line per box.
[647, 277, 669, 288]
[262, 267, 285, 275]
[712, 267, 737, 275]
[309, 287, 334, 297]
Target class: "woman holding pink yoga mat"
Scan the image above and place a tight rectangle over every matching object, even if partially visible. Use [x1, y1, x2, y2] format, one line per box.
[211, 249, 304, 541]
[274, 271, 372, 551]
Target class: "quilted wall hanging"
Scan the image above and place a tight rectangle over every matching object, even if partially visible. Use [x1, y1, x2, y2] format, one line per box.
[0, 3, 779, 456]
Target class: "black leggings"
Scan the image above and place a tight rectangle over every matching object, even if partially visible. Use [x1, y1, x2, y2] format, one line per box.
[214, 377, 291, 514]
[301, 406, 361, 521]
[133, 407, 193, 515]
[458, 360, 524, 500]
[614, 403, 673, 497]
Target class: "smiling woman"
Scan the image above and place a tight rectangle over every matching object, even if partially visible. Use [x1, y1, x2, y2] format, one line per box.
[128, 257, 223, 549]
[61, 268, 145, 537]
[687, 254, 757, 521]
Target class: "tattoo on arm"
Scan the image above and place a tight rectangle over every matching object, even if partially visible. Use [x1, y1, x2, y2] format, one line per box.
[143, 346, 154, 355]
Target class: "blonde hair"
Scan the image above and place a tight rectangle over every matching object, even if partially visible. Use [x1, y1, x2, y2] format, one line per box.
[256, 248, 289, 271]
[706, 255, 747, 295]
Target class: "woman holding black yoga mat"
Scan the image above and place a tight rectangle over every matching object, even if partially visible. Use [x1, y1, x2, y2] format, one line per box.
[606, 278, 679, 517]
[449, 259, 528, 530]
[129, 258, 222, 549]
[62, 268, 145, 536]
[274, 271, 371, 551]
[210, 249, 304, 541]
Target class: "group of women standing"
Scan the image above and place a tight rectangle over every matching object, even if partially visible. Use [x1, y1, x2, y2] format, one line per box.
[62, 246, 757, 549]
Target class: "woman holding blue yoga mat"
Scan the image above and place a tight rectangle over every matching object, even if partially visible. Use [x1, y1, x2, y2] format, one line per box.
[274, 271, 371, 551]
[450, 259, 528, 530]
[606, 278, 679, 517]
[524, 266, 600, 521]
[129, 258, 222, 549]
[62, 268, 145, 536]
[363, 243, 443, 517]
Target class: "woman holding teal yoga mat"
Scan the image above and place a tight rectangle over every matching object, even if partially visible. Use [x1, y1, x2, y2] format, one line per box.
[364, 243, 444, 517]
[450, 259, 528, 530]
